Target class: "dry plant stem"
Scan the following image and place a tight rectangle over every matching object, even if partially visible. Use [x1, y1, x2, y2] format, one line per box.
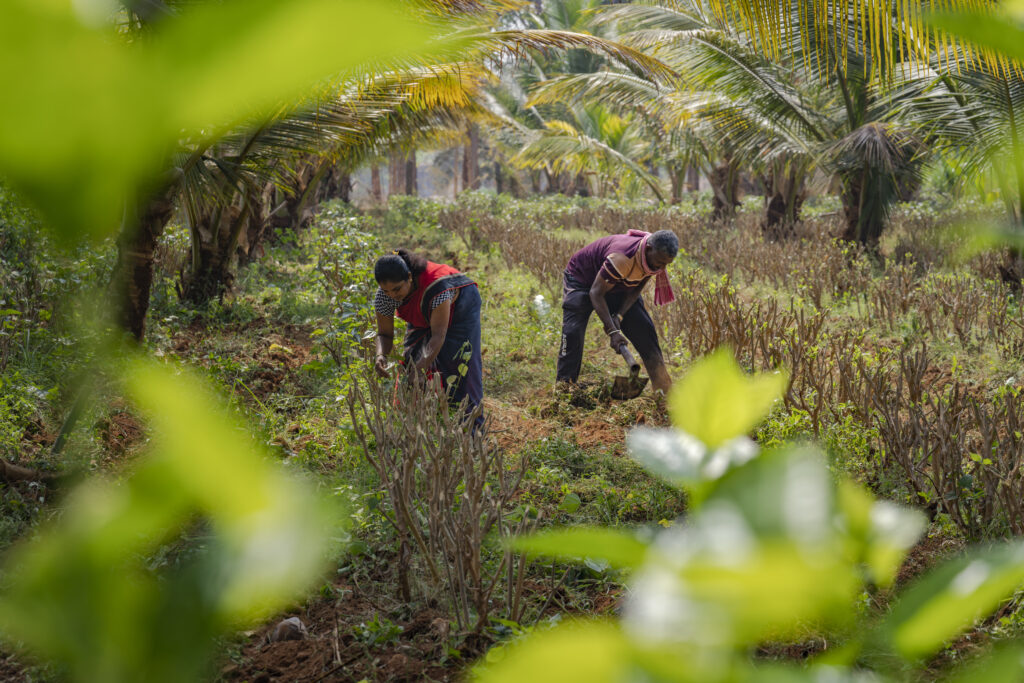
[347, 365, 531, 632]
[506, 514, 539, 624]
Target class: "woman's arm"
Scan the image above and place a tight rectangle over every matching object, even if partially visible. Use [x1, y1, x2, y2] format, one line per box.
[375, 313, 395, 376]
[414, 298, 453, 371]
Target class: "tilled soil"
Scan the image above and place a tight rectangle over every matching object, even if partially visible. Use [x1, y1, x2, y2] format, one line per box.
[224, 585, 458, 683]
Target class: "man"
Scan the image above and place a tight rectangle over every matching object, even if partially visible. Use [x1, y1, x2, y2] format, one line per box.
[556, 229, 678, 395]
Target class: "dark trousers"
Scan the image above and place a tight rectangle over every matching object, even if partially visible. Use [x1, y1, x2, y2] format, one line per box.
[556, 281, 662, 383]
[405, 284, 484, 423]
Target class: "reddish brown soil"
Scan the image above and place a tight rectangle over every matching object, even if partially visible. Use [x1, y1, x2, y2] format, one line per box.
[573, 416, 624, 451]
[224, 582, 458, 683]
[484, 400, 551, 452]
[894, 532, 966, 590]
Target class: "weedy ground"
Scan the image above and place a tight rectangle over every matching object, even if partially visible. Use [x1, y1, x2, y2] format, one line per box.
[3, 192, 1024, 681]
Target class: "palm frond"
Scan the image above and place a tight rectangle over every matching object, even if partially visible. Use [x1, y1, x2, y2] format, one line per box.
[527, 71, 668, 111]
[512, 120, 666, 201]
[466, 29, 677, 83]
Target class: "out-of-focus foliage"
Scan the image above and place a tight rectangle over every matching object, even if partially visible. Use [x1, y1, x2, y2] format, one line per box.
[704, 0, 1006, 79]
[0, 359, 336, 683]
[0, 0, 431, 242]
[930, 0, 1024, 65]
[475, 349, 1024, 682]
[0, 1, 441, 679]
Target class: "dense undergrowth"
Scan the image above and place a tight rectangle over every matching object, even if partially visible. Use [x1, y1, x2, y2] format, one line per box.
[4, 190, 1024, 680]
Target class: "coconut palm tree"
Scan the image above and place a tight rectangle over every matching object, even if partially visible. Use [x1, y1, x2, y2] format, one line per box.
[909, 67, 1024, 227]
[111, 0, 676, 337]
[509, 101, 666, 198]
[528, 0, 935, 243]
[175, 67, 491, 305]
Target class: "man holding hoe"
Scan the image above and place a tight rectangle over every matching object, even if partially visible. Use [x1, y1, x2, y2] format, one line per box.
[556, 229, 678, 396]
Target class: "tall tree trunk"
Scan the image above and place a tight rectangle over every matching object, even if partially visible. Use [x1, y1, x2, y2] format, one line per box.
[509, 169, 526, 199]
[271, 157, 330, 232]
[238, 182, 275, 265]
[182, 199, 252, 305]
[494, 162, 504, 195]
[573, 172, 590, 197]
[462, 124, 479, 192]
[389, 149, 405, 196]
[761, 164, 805, 240]
[404, 150, 417, 197]
[839, 166, 885, 249]
[709, 160, 741, 221]
[371, 165, 383, 203]
[840, 170, 864, 244]
[686, 165, 700, 192]
[318, 164, 352, 203]
[112, 183, 179, 342]
[338, 172, 351, 203]
[669, 164, 685, 205]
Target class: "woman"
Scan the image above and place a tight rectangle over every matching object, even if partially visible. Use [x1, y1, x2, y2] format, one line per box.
[373, 248, 483, 421]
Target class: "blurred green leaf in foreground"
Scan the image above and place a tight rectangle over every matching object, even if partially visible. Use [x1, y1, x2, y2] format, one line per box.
[481, 348, 1024, 682]
[0, 0, 432, 243]
[0, 1, 433, 677]
[0, 358, 337, 682]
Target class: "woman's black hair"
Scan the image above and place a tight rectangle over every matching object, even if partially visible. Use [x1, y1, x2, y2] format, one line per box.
[374, 248, 427, 283]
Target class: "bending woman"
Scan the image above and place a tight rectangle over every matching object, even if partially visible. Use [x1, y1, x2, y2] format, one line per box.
[373, 249, 483, 421]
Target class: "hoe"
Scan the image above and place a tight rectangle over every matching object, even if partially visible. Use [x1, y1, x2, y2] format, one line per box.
[611, 343, 648, 400]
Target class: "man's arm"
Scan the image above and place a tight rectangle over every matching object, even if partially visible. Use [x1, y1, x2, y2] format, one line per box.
[616, 277, 648, 319]
[589, 276, 627, 352]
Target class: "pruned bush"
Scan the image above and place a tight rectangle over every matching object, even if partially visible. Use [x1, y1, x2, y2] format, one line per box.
[346, 365, 534, 632]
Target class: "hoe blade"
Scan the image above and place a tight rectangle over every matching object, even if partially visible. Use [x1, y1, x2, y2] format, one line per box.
[611, 373, 648, 400]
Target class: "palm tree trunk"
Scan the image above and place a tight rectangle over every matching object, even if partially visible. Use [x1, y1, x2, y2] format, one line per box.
[404, 150, 417, 197]
[338, 172, 352, 203]
[686, 166, 700, 192]
[290, 158, 332, 226]
[710, 160, 740, 220]
[112, 182, 179, 342]
[462, 124, 480, 192]
[669, 164, 685, 204]
[371, 165, 383, 203]
[761, 164, 804, 239]
[389, 149, 405, 196]
[182, 200, 252, 305]
[840, 166, 886, 249]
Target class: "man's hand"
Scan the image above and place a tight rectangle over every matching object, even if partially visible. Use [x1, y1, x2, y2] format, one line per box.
[608, 328, 627, 353]
[374, 354, 389, 377]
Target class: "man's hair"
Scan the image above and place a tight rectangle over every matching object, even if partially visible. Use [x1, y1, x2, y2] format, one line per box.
[649, 230, 679, 259]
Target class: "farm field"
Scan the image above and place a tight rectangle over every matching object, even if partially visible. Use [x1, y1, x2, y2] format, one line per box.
[5, 0, 1024, 681]
[5, 192, 1024, 681]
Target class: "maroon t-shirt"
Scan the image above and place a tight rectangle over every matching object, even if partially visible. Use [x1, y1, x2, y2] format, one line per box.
[565, 234, 645, 292]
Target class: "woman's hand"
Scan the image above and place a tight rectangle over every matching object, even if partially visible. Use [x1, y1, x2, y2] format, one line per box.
[374, 354, 389, 377]
[375, 314, 395, 378]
